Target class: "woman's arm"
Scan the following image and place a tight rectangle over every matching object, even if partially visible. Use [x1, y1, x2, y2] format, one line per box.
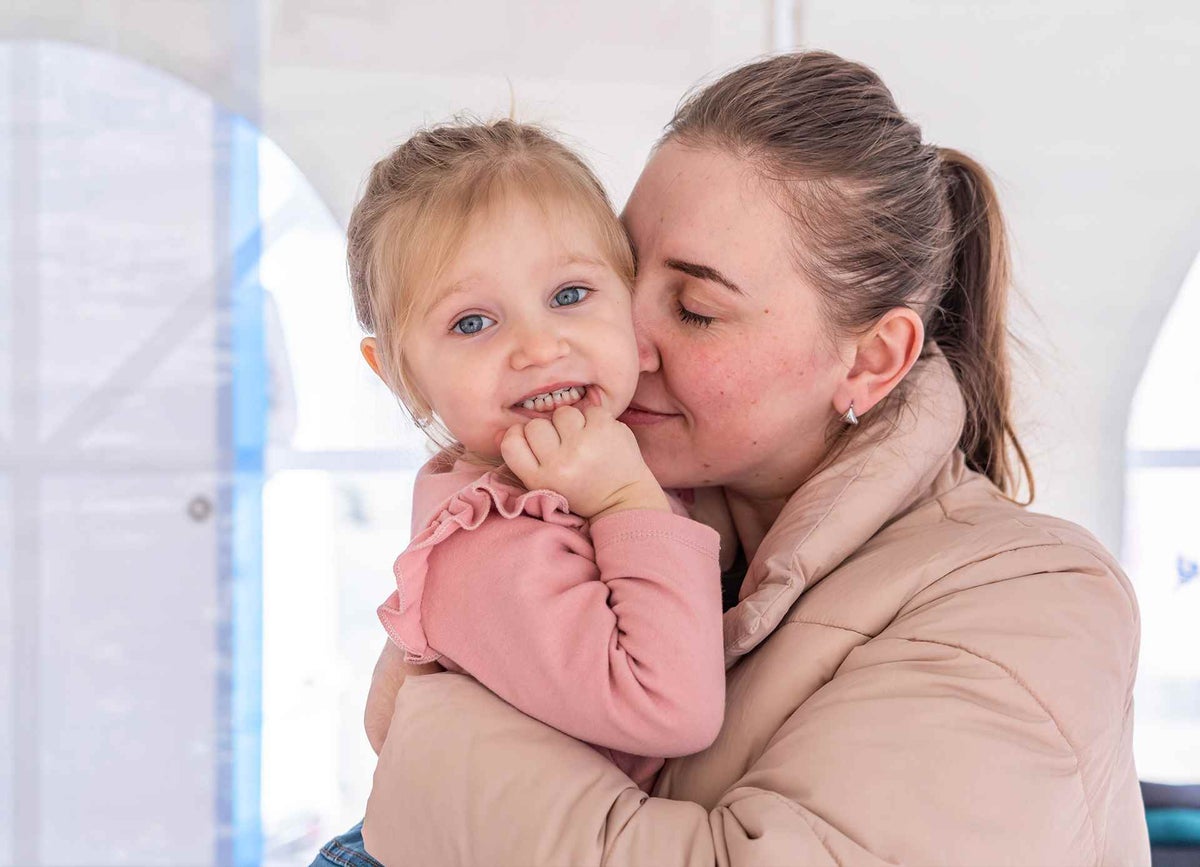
[363, 639, 442, 755]
[361, 584, 1134, 866]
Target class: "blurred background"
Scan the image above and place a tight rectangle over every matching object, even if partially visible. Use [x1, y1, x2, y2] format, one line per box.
[0, 1, 1197, 865]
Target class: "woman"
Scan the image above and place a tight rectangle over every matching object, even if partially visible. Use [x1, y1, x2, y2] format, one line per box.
[322, 51, 1149, 866]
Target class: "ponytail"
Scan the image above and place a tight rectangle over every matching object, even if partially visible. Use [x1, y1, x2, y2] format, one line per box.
[934, 148, 1033, 502]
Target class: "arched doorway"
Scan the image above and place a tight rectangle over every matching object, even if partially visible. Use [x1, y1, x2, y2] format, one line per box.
[1124, 250, 1200, 785]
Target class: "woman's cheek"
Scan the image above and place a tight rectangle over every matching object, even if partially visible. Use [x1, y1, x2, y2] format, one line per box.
[688, 339, 758, 404]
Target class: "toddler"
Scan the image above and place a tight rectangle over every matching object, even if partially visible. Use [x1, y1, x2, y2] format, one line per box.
[346, 119, 725, 792]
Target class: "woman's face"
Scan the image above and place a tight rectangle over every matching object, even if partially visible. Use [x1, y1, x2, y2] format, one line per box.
[619, 141, 848, 494]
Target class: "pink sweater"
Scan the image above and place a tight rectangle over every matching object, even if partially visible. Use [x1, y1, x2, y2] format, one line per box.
[377, 453, 726, 792]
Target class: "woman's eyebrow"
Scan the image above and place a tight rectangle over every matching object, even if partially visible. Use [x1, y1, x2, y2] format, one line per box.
[664, 258, 746, 296]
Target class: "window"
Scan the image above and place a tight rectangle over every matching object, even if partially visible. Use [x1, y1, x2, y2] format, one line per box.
[0, 39, 425, 866]
[1124, 251, 1200, 783]
[255, 136, 429, 863]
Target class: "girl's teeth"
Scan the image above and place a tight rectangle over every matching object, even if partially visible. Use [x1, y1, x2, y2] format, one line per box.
[519, 386, 588, 411]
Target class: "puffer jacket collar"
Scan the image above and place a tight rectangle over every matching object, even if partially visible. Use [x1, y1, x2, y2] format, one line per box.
[723, 346, 969, 664]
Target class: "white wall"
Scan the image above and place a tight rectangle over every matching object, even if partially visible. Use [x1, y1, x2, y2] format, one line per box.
[3, 0, 1195, 552]
[0, 0, 772, 217]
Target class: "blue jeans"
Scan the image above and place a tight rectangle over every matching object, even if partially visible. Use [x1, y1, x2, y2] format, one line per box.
[310, 821, 384, 867]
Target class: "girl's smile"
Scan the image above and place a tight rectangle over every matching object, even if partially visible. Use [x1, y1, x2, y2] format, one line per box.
[510, 382, 600, 417]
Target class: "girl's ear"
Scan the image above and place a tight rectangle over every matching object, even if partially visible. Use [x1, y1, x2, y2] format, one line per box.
[360, 337, 386, 382]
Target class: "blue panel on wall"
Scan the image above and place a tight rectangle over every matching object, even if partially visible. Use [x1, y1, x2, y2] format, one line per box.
[215, 111, 266, 867]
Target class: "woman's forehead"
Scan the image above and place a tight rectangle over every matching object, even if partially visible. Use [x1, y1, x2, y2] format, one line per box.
[631, 145, 769, 229]
[625, 142, 793, 282]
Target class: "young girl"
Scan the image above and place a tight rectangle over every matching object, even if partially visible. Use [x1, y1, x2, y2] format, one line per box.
[346, 119, 727, 792]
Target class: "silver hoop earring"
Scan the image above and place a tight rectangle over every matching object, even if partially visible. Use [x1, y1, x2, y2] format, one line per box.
[842, 402, 859, 426]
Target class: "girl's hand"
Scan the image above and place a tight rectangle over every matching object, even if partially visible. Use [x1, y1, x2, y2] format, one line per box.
[364, 639, 444, 755]
[500, 405, 671, 520]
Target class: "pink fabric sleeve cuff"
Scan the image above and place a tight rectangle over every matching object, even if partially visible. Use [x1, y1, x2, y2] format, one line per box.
[588, 508, 722, 565]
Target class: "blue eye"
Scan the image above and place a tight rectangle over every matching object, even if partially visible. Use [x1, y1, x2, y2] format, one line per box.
[551, 286, 590, 307]
[452, 313, 496, 335]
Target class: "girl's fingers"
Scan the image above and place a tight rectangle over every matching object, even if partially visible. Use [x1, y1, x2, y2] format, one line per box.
[522, 416, 561, 461]
[499, 424, 540, 482]
[583, 404, 615, 428]
[551, 405, 586, 439]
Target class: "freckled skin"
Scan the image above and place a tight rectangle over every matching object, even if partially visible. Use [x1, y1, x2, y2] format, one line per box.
[621, 142, 847, 502]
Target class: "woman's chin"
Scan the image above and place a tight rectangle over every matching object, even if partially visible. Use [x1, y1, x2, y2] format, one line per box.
[633, 439, 692, 488]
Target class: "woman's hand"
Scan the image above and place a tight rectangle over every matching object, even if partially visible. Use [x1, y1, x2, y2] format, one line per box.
[364, 639, 443, 755]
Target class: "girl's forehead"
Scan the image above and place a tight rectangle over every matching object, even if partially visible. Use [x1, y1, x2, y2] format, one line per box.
[476, 187, 601, 234]
[419, 201, 613, 302]
[456, 193, 606, 260]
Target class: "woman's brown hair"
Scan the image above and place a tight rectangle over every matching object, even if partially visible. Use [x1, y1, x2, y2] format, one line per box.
[665, 51, 1033, 500]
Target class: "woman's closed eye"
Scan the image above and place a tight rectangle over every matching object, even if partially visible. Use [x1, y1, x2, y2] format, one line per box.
[676, 300, 715, 328]
[451, 313, 497, 335]
[550, 285, 591, 307]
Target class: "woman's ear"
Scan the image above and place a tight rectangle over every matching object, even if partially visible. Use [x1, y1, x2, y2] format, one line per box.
[360, 337, 386, 382]
[841, 307, 925, 414]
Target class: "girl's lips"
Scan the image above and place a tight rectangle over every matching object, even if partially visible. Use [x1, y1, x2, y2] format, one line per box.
[619, 404, 679, 425]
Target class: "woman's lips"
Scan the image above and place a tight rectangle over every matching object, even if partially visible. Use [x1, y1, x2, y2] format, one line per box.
[618, 403, 679, 425]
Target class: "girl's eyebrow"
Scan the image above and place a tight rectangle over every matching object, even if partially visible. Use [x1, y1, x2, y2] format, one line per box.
[664, 258, 746, 296]
[556, 253, 608, 269]
[436, 278, 481, 301]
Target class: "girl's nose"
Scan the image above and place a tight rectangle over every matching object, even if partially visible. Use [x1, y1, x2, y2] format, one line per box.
[509, 325, 570, 370]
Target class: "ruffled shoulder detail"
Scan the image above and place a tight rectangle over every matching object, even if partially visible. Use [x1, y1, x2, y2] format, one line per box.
[377, 471, 585, 664]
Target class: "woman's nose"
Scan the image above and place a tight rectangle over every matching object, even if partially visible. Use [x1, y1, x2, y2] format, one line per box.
[509, 324, 569, 370]
[630, 287, 662, 374]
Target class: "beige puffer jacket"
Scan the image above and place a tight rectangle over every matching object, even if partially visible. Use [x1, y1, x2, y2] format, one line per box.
[363, 352, 1150, 866]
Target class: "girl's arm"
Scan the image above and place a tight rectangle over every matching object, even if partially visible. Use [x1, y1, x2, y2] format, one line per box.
[418, 496, 724, 757]
[382, 403, 725, 757]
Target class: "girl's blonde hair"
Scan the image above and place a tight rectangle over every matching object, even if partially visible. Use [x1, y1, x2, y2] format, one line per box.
[346, 118, 634, 450]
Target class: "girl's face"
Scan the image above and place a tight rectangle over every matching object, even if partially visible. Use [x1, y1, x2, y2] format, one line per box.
[402, 193, 639, 459]
[619, 141, 847, 492]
